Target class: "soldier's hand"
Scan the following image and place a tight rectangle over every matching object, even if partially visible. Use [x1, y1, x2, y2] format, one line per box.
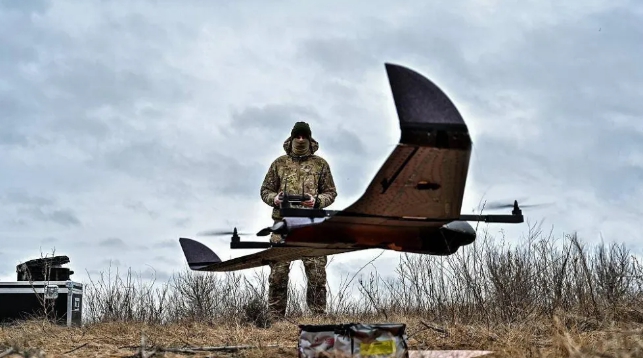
[273, 191, 283, 206]
[302, 193, 315, 208]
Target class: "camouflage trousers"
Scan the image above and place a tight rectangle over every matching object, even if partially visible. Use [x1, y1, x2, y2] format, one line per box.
[268, 233, 327, 318]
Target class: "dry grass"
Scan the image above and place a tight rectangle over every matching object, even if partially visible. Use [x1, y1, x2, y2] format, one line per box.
[1, 314, 643, 357]
[2, 222, 643, 357]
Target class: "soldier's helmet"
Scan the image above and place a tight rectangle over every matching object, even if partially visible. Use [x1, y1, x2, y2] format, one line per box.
[291, 121, 311, 139]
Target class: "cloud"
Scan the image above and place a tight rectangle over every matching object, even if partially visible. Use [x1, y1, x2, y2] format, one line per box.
[152, 255, 171, 262]
[0, 0, 49, 13]
[0, 191, 81, 227]
[98, 259, 122, 268]
[139, 267, 172, 282]
[98, 238, 127, 249]
[152, 240, 177, 249]
[124, 200, 160, 219]
[40, 237, 58, 244]
[228, 104, 320, 135]
[173, 217, 191, 228]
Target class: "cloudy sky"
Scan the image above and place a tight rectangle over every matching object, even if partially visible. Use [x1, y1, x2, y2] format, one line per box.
[1, 0, 642, 292]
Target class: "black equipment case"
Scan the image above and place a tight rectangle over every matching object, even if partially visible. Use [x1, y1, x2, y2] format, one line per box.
[0, 255, 83, 326]
[0, 280, 83, 326]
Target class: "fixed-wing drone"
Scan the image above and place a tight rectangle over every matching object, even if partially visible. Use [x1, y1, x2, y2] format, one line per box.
[179, 63, 527, 272]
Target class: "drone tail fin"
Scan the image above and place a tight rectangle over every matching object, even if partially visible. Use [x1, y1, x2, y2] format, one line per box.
[385, 63, 467, 131]
[179, 237, 222, 270]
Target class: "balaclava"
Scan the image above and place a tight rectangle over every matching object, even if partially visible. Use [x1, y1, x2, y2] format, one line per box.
[290, 122, 312, 156]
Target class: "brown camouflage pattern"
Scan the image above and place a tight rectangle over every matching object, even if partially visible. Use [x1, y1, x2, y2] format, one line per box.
[260, 136, 337, 220]
[262, 136, 335, 318]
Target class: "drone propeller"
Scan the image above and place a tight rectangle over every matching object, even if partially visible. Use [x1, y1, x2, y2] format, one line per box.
[483, 200, 552, 210]
[197, 228, 254, 236]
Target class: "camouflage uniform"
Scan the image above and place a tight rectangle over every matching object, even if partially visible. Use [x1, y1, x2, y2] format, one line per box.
[260, 122, 337, 318]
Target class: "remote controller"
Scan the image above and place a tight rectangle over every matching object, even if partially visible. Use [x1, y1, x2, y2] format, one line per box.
[278, 193, 312, 204]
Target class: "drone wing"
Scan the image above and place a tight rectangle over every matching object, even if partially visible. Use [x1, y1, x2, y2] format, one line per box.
[332, 63, 472, 228]
[179, 238, 361, 272]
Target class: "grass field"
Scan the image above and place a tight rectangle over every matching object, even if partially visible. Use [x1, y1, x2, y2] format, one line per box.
[2, 223, 643, 357]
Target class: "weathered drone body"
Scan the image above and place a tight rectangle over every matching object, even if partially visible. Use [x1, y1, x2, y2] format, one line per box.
[179, 63, 525, 272]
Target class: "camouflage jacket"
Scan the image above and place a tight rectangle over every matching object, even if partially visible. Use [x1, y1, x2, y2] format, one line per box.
[260, 136, 337, 220]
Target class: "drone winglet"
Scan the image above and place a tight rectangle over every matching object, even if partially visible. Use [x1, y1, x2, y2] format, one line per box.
[385, 62, 467, 132]
[179, 237, 223, 270]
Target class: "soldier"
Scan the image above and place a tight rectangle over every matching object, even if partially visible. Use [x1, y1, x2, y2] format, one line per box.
[260, 121, 337, 319]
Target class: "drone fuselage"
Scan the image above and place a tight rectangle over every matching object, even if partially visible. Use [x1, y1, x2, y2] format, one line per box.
[274, 216, 476, 255]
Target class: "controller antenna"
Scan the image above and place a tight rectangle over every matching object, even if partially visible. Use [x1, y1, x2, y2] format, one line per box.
[281, 181, 291, 209]
[313, 166, 325, 209]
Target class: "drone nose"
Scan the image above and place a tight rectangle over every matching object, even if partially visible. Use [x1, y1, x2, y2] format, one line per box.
[256, 221, 287, 236]
[442, 220, 476, 236]
[438, 220, 477, 249]
[256, 227, 272, 236]
[272, 221, 286, 234]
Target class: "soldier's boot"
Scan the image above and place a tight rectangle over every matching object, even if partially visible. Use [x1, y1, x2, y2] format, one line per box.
[303, 256, 327, 315]
[268, 260, 290, 321]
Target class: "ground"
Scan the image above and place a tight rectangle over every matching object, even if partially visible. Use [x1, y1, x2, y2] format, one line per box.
[2, 314, 643, 357]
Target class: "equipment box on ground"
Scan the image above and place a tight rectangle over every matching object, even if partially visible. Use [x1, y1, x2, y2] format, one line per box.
[0, 280, 83, 326]
[298, 323, 409, 357]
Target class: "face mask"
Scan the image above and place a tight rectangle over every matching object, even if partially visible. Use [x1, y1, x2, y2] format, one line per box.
[292, 138, 310, 156]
